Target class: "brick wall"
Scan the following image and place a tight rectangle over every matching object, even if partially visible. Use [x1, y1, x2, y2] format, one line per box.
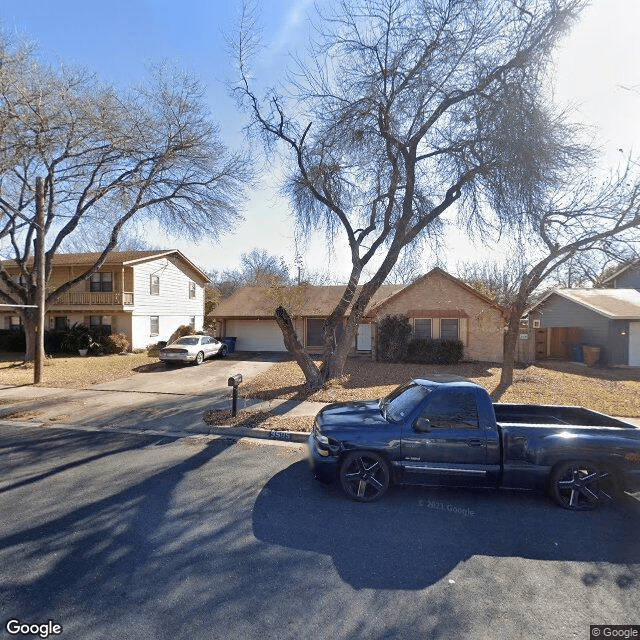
[375, 270, 504, 362]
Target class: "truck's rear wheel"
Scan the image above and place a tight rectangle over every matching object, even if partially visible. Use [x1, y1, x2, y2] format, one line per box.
[340, 451, 390, 502]
[550, 460, 617, 510]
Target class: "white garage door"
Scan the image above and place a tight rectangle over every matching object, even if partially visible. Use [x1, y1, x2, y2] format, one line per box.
[225, 320, 286, 352]
[629, 322, 640, 366]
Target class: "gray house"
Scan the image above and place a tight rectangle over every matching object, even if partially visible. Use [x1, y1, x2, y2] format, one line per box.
[528, 288, 640, 366]
[601, 261, 640, 290]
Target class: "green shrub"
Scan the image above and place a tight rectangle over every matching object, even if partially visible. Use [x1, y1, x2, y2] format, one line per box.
[44, 330, 67, 353]
[105, 332, 130, 354]
[377, 315, 411, 362]
[0, 330, 26, 352]
[60, 323, 93, 353]
[405, 338, 464, 364]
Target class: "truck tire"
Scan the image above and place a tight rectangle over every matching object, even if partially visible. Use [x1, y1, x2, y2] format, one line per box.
[339, 451, 390, 502]
[550, 460, 618, 510]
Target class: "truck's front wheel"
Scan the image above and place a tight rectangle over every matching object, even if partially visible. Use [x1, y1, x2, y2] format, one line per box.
[340, 451, 390, 502]
[550, 460, 617, 510]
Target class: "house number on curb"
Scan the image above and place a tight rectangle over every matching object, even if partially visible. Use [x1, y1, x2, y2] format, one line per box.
[269, 430, 292, 441]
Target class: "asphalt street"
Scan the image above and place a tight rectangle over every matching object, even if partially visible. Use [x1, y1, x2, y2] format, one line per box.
[1, 423, 639, 640]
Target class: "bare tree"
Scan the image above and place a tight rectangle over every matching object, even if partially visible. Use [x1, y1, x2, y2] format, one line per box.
[466, 164, 640, 396]
[233, 0, 587, 388]
[0, 35, 250, 360]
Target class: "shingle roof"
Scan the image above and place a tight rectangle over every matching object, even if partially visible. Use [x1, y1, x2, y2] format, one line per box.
[210, 284, 405, 318]
[3, 250, 210, 283]
[552, 288, 640, 319]
[46, 251, 166, 265]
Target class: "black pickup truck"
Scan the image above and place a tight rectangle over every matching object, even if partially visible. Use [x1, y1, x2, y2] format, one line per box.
[308, 377, 640, 509]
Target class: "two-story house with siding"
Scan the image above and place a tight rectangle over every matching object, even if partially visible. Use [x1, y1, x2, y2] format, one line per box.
[0, 250, 210, 349]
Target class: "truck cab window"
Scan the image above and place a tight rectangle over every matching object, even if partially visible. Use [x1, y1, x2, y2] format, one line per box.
[418, 391, 479, 429]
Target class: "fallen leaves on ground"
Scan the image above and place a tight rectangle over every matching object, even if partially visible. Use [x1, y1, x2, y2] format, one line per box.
[203, 409, 313, 432]
[242, 358, 640, 417]
[0, 353, 158, 388]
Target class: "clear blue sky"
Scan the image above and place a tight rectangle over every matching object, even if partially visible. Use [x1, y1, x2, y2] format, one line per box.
[2, 0, 639, 281]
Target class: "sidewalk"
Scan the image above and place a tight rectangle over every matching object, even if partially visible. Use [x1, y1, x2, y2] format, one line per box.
[0, 383, 324, 444]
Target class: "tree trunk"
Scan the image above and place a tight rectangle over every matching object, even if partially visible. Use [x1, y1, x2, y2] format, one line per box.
[323, 319, 358, 382]
[274, 306, 324, 389]
[22, 310, 37, 362]
[495, 307, 525, 398]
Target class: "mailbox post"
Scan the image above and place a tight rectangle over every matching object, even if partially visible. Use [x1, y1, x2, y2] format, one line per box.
[228, 374, 243, 417]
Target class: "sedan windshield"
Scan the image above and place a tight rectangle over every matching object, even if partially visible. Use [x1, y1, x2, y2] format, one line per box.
[174, 337, 200, 345]
[381, 382, 433, 423]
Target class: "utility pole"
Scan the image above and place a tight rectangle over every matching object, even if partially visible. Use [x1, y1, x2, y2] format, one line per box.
[34, 177, 46, 384]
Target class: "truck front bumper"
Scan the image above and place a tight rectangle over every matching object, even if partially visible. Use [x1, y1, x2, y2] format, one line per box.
[307, 434, 339, 485]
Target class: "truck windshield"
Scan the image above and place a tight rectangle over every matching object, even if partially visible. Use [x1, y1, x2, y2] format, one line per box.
[381, 382, 433, 423]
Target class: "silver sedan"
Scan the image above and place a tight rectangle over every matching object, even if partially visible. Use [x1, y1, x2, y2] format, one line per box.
[159, 335, 227, 365]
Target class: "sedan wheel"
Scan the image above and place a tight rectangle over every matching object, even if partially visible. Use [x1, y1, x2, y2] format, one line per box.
[194, 351, 204, 366]
[340, 451, 390, 502]
[219, 345, 228, 358]
[550, 460, 617, 510]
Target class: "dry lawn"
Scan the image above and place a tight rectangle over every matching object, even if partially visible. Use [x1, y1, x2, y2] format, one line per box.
[241, 358, 640, 417]
[202, 409, 314, 433]
[0, 353, 161, 388]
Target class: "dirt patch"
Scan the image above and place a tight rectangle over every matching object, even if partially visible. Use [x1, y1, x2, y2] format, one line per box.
[0, 353, 159, 388]
[203, 409, 313, 433]
[0, 409, 46, 420]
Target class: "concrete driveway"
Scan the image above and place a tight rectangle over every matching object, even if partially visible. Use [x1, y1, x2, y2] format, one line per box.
[89, 352, 282, 395]
[0, 353, 285, 436]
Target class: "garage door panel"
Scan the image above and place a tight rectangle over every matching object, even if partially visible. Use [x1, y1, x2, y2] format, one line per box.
[226, 320, 286, 352]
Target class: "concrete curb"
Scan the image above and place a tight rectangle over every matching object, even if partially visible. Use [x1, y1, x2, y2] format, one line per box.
[206, 424, 311, 444]
[0, 417, 311, 446]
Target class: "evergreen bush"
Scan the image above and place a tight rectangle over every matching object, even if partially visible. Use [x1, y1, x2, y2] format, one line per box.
[377, 315, 411, 362]
[405, 338, 464, 364]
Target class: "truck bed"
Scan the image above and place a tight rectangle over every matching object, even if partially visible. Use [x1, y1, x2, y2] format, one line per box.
[493, 403, 637, 429]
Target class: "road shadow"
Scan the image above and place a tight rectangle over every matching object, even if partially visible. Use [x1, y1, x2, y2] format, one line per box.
[253, 461, 640, 591]
[0, 427, 238, 637]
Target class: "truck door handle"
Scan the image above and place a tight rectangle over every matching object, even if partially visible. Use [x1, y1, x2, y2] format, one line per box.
[466, 439, 484, 447]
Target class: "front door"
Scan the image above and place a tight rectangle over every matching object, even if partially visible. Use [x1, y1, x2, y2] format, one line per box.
[356, 323, 372, 351]
[400, 389, 492, 486]
[629, 322, 640, 366]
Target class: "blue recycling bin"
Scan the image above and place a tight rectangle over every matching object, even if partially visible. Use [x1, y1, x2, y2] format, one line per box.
[221, 337, 237, 353]
[571, 343, 584, 363]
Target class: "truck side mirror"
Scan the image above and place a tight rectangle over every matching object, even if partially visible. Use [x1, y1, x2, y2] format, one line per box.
[414, 416, 431, 433]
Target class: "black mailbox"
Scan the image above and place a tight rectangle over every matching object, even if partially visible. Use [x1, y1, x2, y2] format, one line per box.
[228, 374, 242, 387]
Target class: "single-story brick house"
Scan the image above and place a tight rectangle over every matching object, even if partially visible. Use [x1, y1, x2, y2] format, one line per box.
[210, 267, 505, 362]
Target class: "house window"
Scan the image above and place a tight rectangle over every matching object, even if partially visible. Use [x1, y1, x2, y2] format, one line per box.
[90, 272, 113, 292]
[9, 316, 21, 331]
[306, 319, 325, 347]
[414, 318, 432, 340]
[189, 316, 196, 330]
[89, 315, 111, 337]
[440, 318, 459, 341]
[189, 281, 196, 299]
[150, 275, 160, 295]
[54, 316, 68, 331]
[150, 316, 159, 336]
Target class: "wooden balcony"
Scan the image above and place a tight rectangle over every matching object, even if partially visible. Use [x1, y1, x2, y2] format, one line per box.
[51, 291, 134, 307]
